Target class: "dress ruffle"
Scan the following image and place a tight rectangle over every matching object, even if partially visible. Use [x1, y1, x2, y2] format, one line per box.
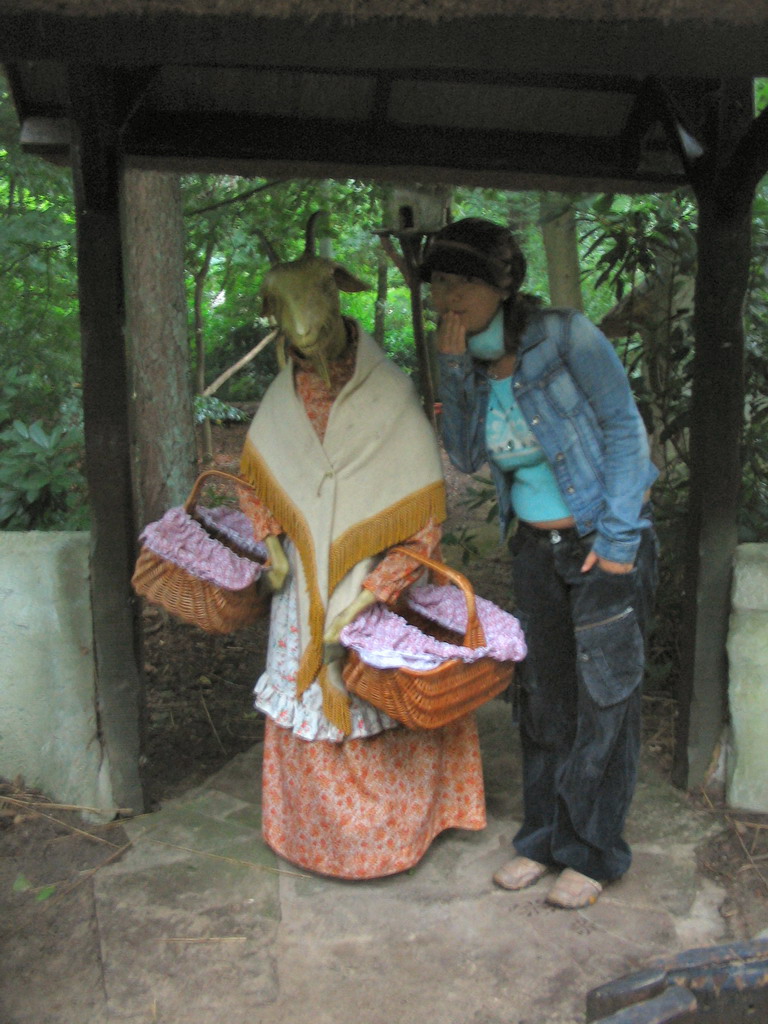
[253, 552, 399, 742]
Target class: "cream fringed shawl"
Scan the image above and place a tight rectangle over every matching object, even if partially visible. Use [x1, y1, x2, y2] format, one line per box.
[240, 327, 446, 735]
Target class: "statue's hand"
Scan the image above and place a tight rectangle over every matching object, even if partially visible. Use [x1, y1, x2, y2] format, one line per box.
[323, 589, 376, 645]
[263, 535, 289, 593]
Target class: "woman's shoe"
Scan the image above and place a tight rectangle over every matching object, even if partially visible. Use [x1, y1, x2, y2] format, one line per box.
[545, 868, 602, 908]
[493, 856, 549, 891]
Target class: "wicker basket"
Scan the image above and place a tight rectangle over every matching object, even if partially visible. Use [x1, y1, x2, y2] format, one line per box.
[131, 469, 268, 635]
[342, 547, 515, 729]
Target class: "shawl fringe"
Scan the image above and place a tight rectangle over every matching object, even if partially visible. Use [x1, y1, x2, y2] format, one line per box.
[241, 441, 325, 697]
[329, 480, 446, 594]
[317, 664, 352, 735]
[241, 439, 446, 734]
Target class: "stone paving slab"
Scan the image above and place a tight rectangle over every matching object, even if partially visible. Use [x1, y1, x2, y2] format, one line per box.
[94, 815, 282, 1023]
[0, 878, 106, 1024]
[90, 701, 729, 1024]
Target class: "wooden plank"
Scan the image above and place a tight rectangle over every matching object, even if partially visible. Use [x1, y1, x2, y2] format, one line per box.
[587, 986, 697, 1023]
[588, 941, 768, 1022]
[587, 969, 669, 1020]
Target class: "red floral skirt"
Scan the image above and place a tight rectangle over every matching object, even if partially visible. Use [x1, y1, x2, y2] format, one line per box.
[261, 714, 486, 879]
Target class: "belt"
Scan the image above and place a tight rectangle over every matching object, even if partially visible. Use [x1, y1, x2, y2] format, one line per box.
[516, 520, 584, 545]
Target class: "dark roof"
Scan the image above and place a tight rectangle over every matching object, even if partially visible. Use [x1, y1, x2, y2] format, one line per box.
[3, 0, 767, 21]
[2, 2, 767, 192]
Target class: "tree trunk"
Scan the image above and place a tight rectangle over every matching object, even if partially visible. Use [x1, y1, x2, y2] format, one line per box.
[123, 169, 197, 527]
[539, 193, 583, 310]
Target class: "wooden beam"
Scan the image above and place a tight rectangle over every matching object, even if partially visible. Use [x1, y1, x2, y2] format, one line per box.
[68, 64, 145, 814]
[19, 109, 689, 191]
[1, 13, 767, 79]
[121, 111, 688, 189]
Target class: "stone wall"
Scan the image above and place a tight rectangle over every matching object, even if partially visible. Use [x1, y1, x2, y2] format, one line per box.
[0, 532, 116, 819]
[2, 533, 766, 820]
[727, 543, 768, 813]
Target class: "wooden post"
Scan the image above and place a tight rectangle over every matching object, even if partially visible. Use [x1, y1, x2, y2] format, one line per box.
[674, 80, 754, 789]
[68, 65, 144, 814]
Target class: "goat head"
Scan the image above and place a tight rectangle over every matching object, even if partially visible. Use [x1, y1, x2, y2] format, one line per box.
[261, 212, 370, 384]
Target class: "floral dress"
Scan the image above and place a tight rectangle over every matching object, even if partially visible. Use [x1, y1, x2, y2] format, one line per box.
[242, 334, 486, 879]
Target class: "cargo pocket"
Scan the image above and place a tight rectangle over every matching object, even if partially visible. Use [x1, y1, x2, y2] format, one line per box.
[574, 607, 644, 708]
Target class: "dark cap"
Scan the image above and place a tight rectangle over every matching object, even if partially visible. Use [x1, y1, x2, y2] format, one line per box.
[419, 218, 526, 294]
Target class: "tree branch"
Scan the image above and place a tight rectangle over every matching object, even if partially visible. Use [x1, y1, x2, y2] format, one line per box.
[188, 180, 286, 217]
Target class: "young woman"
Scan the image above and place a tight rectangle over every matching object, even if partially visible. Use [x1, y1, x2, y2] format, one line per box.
[423, 217, 658, 909]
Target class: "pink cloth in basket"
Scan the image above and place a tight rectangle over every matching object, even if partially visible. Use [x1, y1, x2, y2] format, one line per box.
[339, 584, 526, 671]
[195, 506, 268, 562]
[140, 506, 264, 591]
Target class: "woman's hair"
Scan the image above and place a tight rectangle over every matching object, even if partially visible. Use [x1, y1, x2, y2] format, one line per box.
[419, 217, 540, 352]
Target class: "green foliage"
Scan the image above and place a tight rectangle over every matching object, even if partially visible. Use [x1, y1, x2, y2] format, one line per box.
[0, 78, 88, 530]
[740, 183, 768, 541]
[442, 475, 500, 565]
[574, 184, 768, 696]
[0, 76, 80, 425]
[193, 394, 249, 425]
[12, 873, 56, 901]
[0, 372, 89, 530]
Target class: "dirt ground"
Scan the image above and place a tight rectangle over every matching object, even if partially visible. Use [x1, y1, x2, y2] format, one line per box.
[2, 421, 768, 1007]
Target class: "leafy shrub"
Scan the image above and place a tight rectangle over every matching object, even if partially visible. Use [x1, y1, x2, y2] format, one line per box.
[0, 401, 89, 530]
[193, 394, 249, 425]
[0, 371, 87, 529]
[443, 475, 500, 565]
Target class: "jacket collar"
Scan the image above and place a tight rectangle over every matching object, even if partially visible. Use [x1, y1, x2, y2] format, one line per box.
[516, 308, 548, 356]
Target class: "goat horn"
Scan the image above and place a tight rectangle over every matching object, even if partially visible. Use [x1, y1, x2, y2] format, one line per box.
[304, 210, 326, 257]
[254, 229, 281, 267]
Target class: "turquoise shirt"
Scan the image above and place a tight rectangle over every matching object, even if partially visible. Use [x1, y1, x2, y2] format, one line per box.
[486, 377, 571, 522]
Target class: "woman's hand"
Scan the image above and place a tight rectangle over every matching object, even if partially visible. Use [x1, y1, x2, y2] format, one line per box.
[581, 549, 634, 575]
[435, 311, 468, 355]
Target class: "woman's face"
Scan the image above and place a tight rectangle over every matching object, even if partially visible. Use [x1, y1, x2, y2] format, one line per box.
[429, 271, 506, 336]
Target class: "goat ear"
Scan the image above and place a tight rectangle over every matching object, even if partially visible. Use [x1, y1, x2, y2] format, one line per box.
[333, 266, 371, 293]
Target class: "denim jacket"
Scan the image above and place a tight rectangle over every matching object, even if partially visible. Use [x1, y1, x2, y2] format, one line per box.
[437, 307, 658, 564]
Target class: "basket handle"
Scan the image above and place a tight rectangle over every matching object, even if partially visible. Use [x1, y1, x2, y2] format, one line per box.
[183, 469, 254, 513]
[390, 545, 486, 650]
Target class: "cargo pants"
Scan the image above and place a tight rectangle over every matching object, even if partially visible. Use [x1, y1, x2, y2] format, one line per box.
[509, 516, 658, 882]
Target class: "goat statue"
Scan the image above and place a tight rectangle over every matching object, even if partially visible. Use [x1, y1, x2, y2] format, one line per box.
[255, 212, 372, 611]
[260, 211, 370, 386]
